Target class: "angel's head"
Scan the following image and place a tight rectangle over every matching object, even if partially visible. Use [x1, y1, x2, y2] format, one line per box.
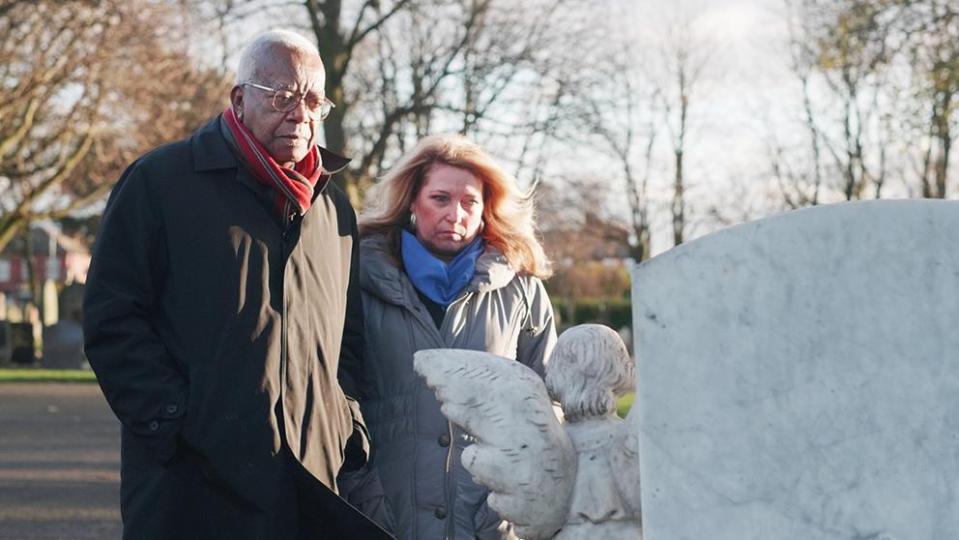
[545, 324, 635, 422]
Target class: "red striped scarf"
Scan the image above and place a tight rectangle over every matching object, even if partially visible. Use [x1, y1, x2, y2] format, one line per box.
[222, 106, 322, 219]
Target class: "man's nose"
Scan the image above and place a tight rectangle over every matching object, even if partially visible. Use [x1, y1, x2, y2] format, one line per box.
[287, 95, 310, 121]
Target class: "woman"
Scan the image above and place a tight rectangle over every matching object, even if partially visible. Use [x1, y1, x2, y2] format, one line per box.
[357, 134, 557, 540]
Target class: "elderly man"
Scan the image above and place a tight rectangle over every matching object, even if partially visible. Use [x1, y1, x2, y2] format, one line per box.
[83, 30, 391, 539]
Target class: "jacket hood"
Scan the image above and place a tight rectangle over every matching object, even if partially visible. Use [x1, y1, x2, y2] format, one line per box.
[360, 234, 515, 305]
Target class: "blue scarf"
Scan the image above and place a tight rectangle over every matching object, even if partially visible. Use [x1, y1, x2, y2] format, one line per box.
[401, 230, 485, 307]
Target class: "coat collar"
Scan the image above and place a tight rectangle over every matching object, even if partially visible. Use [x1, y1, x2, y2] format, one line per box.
[471, 248, 516, 293]
[190, 114, 350, 177]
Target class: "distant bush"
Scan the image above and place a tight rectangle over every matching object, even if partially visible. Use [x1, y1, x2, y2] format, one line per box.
[551, 297, 632, 331]
[547, 261, 631, 300]
[617, 393, 634, 418]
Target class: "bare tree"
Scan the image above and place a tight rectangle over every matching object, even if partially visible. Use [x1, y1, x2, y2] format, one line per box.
[905, 0, 959, 198]
[774, 0, 959, 203]
[344, 0, 595, 197]
[657, 18, 709, 247]
[541, 6, 714, 260]
[0, 0, 230, 252]
[769, 1, 829, 209]
[570, 45, 659, 263]
[205, 0, 594, 201]
[815, 0, 897, 200]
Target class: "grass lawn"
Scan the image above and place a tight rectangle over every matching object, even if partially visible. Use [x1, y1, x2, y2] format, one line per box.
[0, 368, 97, 383]
[617, 392, 634, 418]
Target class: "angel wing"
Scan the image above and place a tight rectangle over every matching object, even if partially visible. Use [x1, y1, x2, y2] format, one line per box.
[414, 349, 576, 540]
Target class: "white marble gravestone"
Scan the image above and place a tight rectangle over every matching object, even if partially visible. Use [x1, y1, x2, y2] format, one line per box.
[416, 200, 959, 539]
[633, 200, 959, 540]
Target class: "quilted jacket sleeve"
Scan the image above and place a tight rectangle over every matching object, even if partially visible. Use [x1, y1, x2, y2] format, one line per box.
[516, 276, 558, 378]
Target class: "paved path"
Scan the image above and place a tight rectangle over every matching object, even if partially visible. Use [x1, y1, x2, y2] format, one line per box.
[0, 383, 121, 540]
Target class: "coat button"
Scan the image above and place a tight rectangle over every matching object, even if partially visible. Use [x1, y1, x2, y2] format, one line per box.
[165, 404, 178, 414]
[438, 434, 450, 447]
[148, 420, 159, 431]
[434, 506, 447, 519]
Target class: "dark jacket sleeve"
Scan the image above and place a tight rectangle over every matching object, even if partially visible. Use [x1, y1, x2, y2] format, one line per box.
[337, 200, 366, 400]
[331, 187, 372, 471]
[83, 161, 188, 463]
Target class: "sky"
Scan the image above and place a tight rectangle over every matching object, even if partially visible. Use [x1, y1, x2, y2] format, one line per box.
[597, 0, 802, 250]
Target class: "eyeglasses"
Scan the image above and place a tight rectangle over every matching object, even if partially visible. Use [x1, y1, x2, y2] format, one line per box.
[242, 82, 335, 120]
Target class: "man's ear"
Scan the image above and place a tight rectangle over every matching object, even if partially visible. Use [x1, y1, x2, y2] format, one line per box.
[229, 86, 244, 120]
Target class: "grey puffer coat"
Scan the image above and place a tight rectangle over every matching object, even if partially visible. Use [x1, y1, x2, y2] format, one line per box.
[358, 234, 557, 540]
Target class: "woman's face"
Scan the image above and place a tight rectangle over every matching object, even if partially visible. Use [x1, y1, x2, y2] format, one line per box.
[410, 163, 485, 260]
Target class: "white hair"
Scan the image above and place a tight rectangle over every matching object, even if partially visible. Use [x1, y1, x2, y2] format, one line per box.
[235, 29, 321, 85]
[545, 324, 635, 422]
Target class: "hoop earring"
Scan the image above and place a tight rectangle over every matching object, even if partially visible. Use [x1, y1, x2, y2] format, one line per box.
[478, 220, 485, 234]
[409, 213, 417, 230]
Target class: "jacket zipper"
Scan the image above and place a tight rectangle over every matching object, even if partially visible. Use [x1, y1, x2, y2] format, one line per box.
[440, 292, 470, 540]
[444, 419, 455, 540]
[405, 284, 471, 540]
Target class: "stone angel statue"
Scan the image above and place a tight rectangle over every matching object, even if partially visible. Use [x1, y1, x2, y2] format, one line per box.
[413, 324, 641, 540]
